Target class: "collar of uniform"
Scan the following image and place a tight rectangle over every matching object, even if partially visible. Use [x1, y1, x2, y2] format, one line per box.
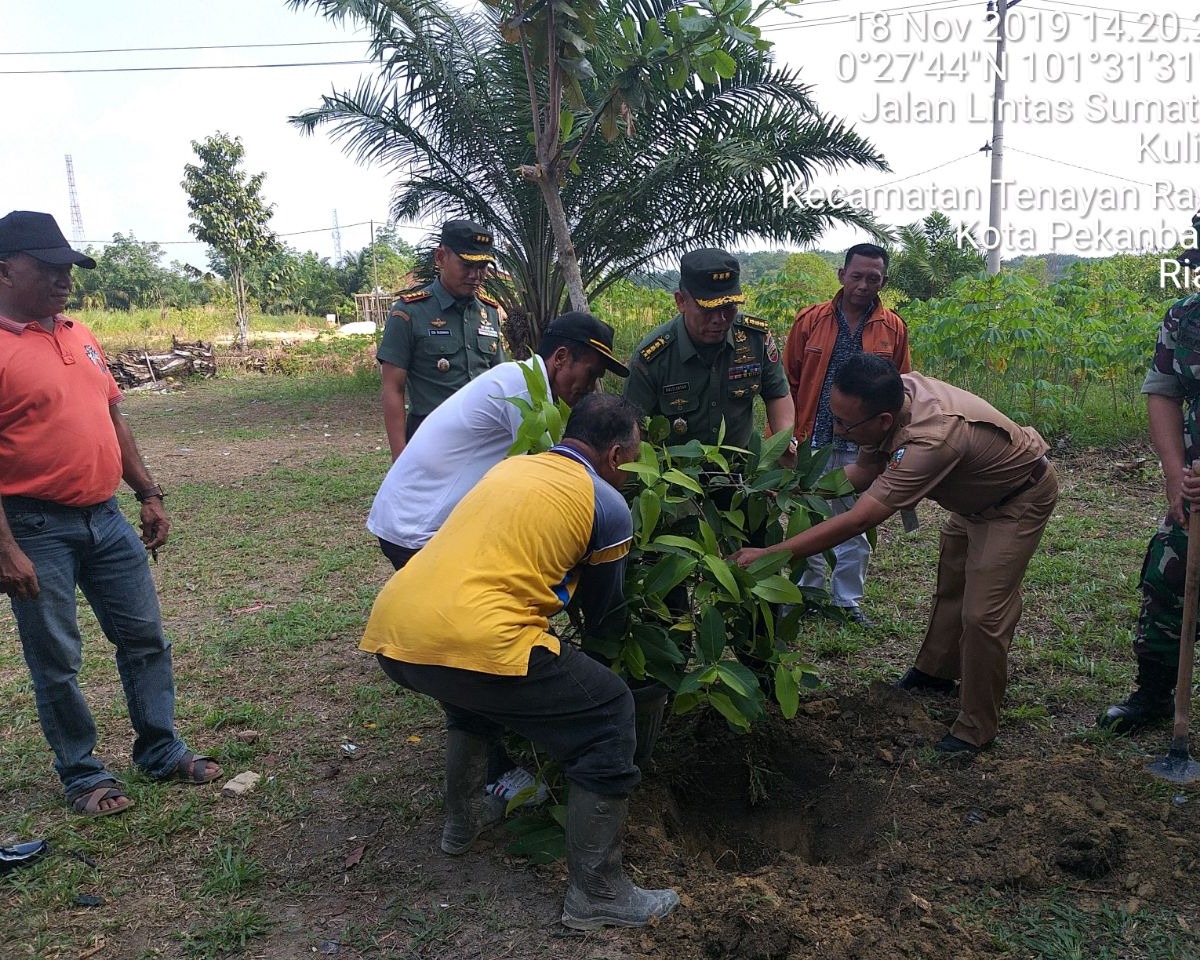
[0, 313, 71, 335]
[673, 314, 734, 362]
[430, 277, 475, 312]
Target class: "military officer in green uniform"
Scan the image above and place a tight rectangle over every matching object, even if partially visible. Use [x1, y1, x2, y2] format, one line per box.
[377, 220, 506, 459]
[624, 248, 794, 454]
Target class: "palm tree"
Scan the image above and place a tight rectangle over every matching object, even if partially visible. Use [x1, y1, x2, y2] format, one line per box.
[288, 0, 889, 343]
[888, 212, 987, 303]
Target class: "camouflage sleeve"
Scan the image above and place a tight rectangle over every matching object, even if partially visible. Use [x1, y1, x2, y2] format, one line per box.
[376, 304, 414, 370]
[1141, 308, 1185, 398]
[760, 332, 790, 401]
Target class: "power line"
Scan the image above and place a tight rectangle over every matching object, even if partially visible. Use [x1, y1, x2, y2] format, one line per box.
[1003, 146, 1156, 188]
[0, 59, 370, 76]
[0, 39, 363, 56]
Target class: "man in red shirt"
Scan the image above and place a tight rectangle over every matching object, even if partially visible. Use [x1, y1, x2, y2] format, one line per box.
[783, 244, 911, 626]
[0, 211, 220, 817]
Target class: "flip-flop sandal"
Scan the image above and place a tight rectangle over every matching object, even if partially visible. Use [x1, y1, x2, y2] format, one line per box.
[70, 782, 134, 818]
[170, 752, 222, 785]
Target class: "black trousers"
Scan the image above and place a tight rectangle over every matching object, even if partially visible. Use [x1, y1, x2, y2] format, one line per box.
[376, 644, 639, 797]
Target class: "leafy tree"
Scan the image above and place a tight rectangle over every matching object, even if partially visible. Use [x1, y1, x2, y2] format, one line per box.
[288, 0, 887, 338]
[888, 211, 986, 303]
[748, 251, 840, 330]
[72, 233, 203, 311]
[340, 226, 417, 296]
[182, 132, 280, 347]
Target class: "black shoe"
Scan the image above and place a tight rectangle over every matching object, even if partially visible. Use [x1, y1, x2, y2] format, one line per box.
[1098, 690, 1174, 733]
[844, 607, 874, 629]
[1097, 656, 1176, 734]
[934, 734, 988, 756]
[895, 667, 956, 694]
[0, 839, 49, 877]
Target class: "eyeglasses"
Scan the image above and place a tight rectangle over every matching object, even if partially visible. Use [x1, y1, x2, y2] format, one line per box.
[832, 410, 878, 432]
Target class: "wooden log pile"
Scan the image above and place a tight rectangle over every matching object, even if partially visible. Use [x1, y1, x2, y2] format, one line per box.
[107, 337, 217, 389]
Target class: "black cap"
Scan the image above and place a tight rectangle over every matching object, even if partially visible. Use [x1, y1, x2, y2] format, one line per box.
[440, 220, 495, 262]
[0, 211, 96, 269]
[544, 311, 630, 378]
[679, 248, 743, 309]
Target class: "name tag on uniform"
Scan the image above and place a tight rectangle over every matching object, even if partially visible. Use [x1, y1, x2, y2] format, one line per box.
[663, 382, 689, 395]
[427, 329, 452, 336]
[478, 327, 499, 338]
[728, 363, 761, 381]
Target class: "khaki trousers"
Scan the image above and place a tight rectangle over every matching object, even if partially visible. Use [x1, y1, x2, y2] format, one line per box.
[914, 464, 1059, 747]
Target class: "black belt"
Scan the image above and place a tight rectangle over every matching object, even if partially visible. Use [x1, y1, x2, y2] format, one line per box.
[994, 455, 1049, 509]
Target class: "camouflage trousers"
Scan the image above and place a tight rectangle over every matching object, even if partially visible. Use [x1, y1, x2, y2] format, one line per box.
[1136, 517, 1199, 663]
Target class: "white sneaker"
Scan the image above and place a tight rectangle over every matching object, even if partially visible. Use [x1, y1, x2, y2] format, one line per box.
[484, 766, 548, 807]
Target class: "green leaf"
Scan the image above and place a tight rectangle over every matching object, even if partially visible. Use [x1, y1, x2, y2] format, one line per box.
[505, 821, 566, 864]
[640, 553, 696, 596]
[775, 664, 799, 719]
[702, 554, 741, 600]
[716, 661, 758, 698]
[559, 109, 575, 139]
[813, 467, 853, 497]
[707, 690, 750, 733]
[678, 664, 719, 695]
[650, 534, 705, 555]
[662, 468, 704, 494]
[696, 605, 725, 663]
[635, 489, 661, 542]
[749, 575, 805, 605]
[711, 49, 737, 79]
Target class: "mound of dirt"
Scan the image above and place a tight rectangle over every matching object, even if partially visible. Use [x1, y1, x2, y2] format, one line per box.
[625, 685, 1200, 960]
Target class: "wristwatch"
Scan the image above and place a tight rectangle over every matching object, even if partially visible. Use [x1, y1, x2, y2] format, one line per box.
[135, 485, 165, 503]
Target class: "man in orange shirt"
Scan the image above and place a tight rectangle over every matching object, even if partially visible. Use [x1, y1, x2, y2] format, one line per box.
[783, 244, 911, 626]
[0, 211, 220, 817]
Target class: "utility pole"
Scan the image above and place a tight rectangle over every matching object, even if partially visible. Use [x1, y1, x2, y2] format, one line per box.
[64, 155, 85, 244]
[985, 0, 1022, 275]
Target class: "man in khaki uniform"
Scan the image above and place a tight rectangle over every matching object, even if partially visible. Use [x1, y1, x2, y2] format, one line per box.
[377, 220, 506, 458]
[730, 354, 1058, 756]
[623, 248, 793, 449]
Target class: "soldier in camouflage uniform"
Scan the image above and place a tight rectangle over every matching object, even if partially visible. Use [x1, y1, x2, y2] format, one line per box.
[1100, 285, 1200, 732]
[377, 221, 506, 459]
[623, 249, 794, 452]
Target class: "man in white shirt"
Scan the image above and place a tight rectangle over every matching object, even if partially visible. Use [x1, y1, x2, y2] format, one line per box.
[368, 311, 629, 565]
[366, 311, 631, 800]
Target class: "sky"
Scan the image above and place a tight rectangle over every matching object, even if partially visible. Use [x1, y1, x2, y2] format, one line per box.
[3, 0, 1194, 272]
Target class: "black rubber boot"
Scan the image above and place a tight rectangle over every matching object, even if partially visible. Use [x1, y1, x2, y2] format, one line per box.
[1098, 656, 1176, 733]
[441, 731, 507, 855]
[631, 684, 669, 768]
[560, 788, 680, 930]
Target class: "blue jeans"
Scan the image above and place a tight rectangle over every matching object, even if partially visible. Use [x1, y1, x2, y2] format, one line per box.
[5, 496, 188, 799]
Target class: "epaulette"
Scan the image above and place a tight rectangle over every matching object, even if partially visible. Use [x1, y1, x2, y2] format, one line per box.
[477, 291, 501, 308]
[735, 314, 771, 335]
[639, 331, 673, 363]
[398, 290, 432, 304]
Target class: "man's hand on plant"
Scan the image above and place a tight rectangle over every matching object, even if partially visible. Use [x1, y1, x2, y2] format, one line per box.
[729, 546, 768, 569]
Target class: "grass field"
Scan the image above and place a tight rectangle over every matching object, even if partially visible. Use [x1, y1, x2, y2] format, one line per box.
[1, 365, 1195, 959]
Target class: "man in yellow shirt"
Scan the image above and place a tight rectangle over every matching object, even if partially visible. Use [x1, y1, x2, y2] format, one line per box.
[361, 393, 679, 930]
